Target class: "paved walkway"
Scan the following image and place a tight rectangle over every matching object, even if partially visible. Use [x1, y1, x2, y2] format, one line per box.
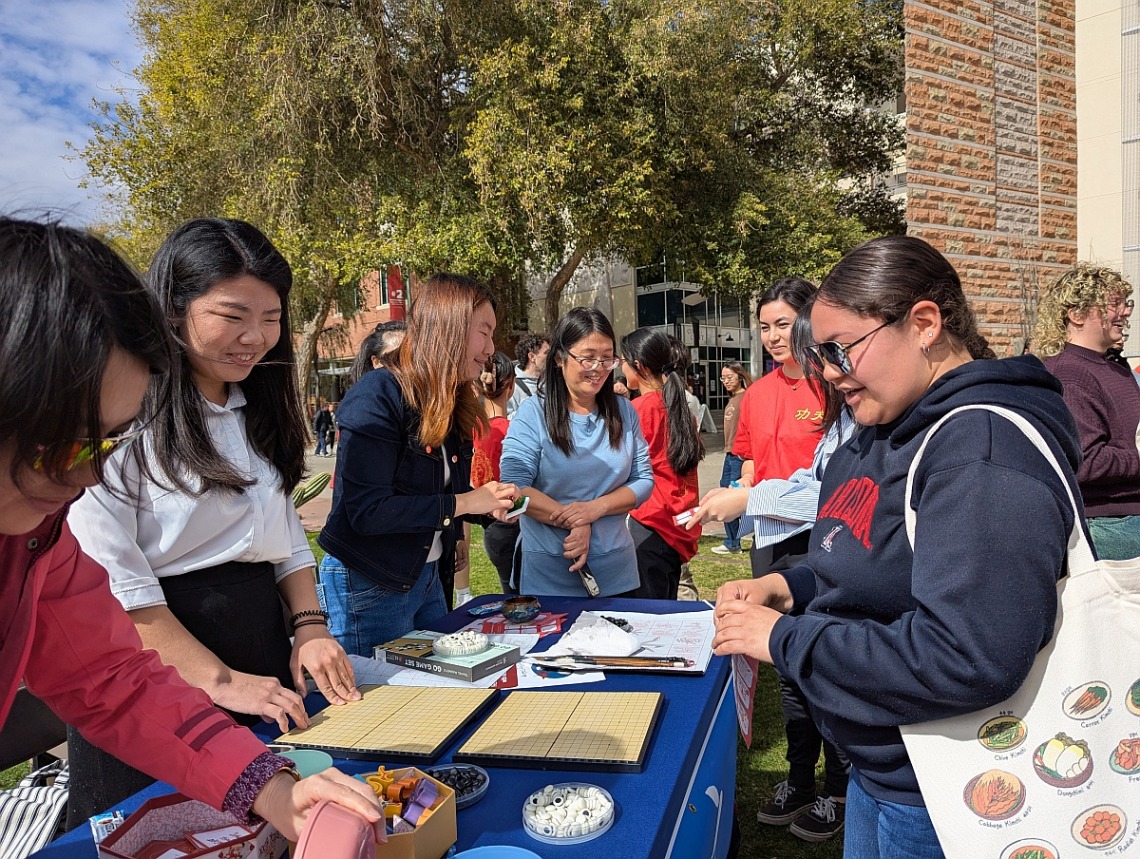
[298, 426, 729, 538]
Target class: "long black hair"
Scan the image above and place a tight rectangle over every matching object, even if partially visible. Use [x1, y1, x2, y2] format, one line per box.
[0, 217, 172, 487]
[544, 306, 624, 455]
[143, 218, 308, 494]
[818, 235, 995, 360]
[620, 328, 704, 475]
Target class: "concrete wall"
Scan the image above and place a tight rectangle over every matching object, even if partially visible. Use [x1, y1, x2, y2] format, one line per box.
[1076, 0, 1123, 268]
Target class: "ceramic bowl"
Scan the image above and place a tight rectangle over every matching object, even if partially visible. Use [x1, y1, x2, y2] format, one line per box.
[282, 749, 334, 777]
[502, 596, 541, 623]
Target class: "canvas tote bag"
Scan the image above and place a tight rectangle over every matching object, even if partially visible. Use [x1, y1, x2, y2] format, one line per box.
[899, 404, 1140, 858]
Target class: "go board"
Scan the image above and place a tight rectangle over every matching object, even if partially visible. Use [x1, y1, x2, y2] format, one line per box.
[275, 685, 497, 762]
[453, 691, 662, 773]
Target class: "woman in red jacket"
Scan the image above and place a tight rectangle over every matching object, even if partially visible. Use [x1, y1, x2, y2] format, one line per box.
[620, 329, 704, 599]
[0, 217, 380, 839]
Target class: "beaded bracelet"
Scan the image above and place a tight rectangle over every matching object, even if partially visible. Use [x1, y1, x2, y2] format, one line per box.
[290, 609, 329, 624]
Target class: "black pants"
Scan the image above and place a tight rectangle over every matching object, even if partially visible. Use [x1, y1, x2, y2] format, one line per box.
[66, 560, 291, 829]
[749, 530, 811, 578]
[780, 672, 850, 798]
[629, 518, 682, 600]
[483, 520, 520, 595]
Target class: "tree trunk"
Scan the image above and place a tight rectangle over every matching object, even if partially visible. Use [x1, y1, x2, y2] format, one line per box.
[294, 271, 338, 406]
[543, 248, 586, 332]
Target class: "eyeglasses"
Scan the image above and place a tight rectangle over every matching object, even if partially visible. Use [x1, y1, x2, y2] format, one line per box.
[1109, 296, 1136, 312]
[34, 426, 146, 473]
[565, 351, 622, 372]
[806, 319, 894, 375]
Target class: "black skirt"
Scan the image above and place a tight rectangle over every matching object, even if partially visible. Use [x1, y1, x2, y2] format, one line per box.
[66, 560, 291, 828]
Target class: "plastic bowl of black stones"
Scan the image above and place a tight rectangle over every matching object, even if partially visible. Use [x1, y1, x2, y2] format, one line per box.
[522, 782, 615, 845]
[502, 595, 542, 623]
[423, 764, 489, 810]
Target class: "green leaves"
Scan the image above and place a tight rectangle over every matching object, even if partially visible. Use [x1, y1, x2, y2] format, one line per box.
[79, 0, 904, 340]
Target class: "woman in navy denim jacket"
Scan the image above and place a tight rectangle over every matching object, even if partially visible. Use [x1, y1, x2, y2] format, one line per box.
[317, 274, 517, 656]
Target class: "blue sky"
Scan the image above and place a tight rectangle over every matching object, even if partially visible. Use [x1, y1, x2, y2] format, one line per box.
[0, 0, 142, 225]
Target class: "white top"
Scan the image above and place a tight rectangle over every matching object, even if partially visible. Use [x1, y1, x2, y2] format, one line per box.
[69, 387, 316, 611]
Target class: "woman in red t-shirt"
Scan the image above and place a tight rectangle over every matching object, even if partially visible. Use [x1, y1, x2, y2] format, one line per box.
[621, 329, 704, 599]
[473, 351, 520, 594]
[733, 277, 825, 576]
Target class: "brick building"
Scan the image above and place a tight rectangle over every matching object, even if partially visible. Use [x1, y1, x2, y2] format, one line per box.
[904, 0, 1078, 356]
[310, 267, 407, 407]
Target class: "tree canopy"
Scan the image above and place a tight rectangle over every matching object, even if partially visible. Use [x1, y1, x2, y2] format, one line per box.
[79, 0, 903, 357]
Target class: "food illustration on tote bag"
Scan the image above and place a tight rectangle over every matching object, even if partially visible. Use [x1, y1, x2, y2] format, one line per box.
[1071, 805, 1126, 849]
[1110, 737, 1140, 775]
[1000, 839, 1059, 859]
[1063, 682, 1110, 720]
[978, 715, 1029, 753]
[1127, 678, 1140, 716]
[963, 769, 1026, 821]
[1032, 732, 1093, 788]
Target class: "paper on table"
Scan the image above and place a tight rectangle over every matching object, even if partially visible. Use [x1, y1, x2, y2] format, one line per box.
[541, 610, 715, 674]
[495, 661, 605, 688]
[542, 612, 640, 658]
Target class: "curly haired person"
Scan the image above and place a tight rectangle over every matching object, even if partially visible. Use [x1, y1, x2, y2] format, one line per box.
[1034, 263, 1140, 560]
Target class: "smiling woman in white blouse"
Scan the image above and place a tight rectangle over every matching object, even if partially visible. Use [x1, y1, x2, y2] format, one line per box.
[66, 218, 358, 826]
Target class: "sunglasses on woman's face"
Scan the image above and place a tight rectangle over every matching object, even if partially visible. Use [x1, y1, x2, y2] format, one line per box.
[34, 426, 146, 473]
[805, 319, 893, 375]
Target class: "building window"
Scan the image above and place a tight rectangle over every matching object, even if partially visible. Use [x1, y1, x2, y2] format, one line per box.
[637, 292, 667, 326]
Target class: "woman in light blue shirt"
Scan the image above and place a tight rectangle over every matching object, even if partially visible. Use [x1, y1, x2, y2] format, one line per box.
[500, 307, 654, 597]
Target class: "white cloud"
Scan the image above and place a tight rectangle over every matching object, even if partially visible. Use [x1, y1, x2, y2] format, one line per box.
[0, 0, 142, 225]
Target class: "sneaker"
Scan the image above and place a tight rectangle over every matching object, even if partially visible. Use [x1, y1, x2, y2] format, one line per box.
[789, 796, 845, 842]
[711, 544, 741, 555]
[755, 781, 816, 825]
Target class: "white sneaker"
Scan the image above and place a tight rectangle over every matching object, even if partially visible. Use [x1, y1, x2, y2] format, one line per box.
[711, 544, 741, 555]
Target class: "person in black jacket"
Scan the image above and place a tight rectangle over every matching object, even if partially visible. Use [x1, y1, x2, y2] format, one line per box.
[317, 274, 517, 656]
[313, 403, 334, 456]
[713, 236, 1085, 858]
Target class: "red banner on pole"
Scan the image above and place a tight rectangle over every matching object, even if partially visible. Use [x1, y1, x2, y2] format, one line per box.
[387, 265, 406, 321]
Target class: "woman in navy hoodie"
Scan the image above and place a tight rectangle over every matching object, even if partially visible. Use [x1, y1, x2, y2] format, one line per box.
[713, 235, 1084, 859]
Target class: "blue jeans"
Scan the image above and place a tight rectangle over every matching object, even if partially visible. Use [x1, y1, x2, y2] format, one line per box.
[315, 435, 328, 456]
[844, 771, 944, 859]
[316, 555, 447, 657]
[719, 453, 745, 549]
[1088, 514, 1140, 560]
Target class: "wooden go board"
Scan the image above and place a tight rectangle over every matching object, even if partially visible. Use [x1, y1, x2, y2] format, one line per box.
[275, 686, 497, 762]
[453, 691, 663, 773]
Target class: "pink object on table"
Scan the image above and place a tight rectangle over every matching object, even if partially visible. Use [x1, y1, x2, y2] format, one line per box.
[293, 800, 384, 859]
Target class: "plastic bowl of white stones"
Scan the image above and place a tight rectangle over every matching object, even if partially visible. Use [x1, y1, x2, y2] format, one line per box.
[522, 783, 615, 845]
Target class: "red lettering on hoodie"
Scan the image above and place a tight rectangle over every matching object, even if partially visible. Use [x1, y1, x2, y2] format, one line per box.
[818, 477, 879, 549]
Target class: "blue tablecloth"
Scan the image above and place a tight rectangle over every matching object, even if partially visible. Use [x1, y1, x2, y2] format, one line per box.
[33, 596, 735, 859]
